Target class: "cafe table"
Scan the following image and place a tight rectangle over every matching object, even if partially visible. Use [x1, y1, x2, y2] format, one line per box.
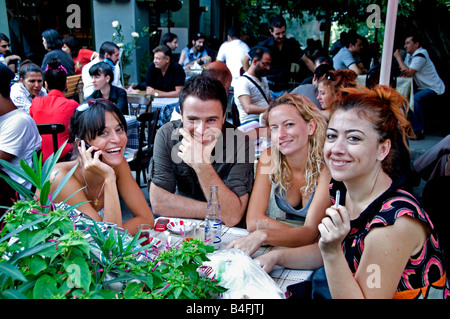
[127, 91, 179, 127]
[146, 216, 313, 294]
[151, 97, 180, 127]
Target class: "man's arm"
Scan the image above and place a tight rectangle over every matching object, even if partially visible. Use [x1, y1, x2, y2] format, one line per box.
[348, 62, 365, 75]
[176, 128, 249, 226]
[146, 85, 183, 98]
[150, 182, 207, 218]
[194, 163, 249, 227]
[183, 55, 212, 69]
[241, 55, 251, 72]
[393, 49, 417, 77]
[150, 180, 248, 227]
[301, 54, 316, 73]
[0, 150, 15, 164]
[238, 94, 268, 115]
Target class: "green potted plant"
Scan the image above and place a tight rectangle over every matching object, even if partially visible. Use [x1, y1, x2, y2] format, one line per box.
[0, 144, 226, 299]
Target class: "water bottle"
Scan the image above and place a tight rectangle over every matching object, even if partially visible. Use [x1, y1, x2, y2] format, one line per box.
[204, 185, 222, 250]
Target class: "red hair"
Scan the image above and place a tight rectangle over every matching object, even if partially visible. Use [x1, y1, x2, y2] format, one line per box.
[332, 85, 413, 175]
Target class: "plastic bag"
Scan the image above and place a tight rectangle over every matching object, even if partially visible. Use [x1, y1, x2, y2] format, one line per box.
[198, 248, 285, 299]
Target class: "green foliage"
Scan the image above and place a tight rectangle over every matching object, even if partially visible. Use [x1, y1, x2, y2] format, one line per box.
[0, 145, 226, 299]
[225, 0, 449, 42]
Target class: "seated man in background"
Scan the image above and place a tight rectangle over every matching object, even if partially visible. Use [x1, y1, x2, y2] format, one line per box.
[145, 45, 185, 98]
[332, 31, 367, 75]
[179, 32, 212, 69]
[0, 33, 21, 73]
[148, 74, 254, 227]
[0, 64, 41, 193]
[234, 47, 272, 126]
[393, 34, 445, 139]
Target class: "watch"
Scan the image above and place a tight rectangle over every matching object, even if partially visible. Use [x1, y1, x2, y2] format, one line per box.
[154, 92, 159, 97]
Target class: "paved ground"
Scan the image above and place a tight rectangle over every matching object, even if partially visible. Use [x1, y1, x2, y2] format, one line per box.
[121, 133, 447, 221]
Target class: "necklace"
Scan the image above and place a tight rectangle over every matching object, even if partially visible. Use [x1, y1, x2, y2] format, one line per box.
[81, 170, 105, 206]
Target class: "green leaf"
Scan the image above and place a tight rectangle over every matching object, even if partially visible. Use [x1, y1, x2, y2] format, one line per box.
[0, 171, 34, 200]
[38, 181, 52, 207]
[173, 286, 182, 299]
[1, 288, 27, 299]
[8, 242, 56, 264]
[0, 262, 27, 282]
[42, 141, 67, 184]
[29, 228, 52, 247]
[63, 257, 91, 292]
[33, 274, 58, 299]
[19, 161, 39, 188]
[27, 255, 48, 276]
[0, 216, 49, 244]
[123, 281, 141, 298]
[51, 162, 78, 201]
[0, 159, 35, 186]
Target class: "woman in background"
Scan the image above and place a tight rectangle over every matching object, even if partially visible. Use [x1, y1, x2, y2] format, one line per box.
[30, 57, 79, 161]
[86, 62, 128, 115]
[316, 69, 357, 117]
[41, 29, 75, 76]
[62, 35, 98, 75]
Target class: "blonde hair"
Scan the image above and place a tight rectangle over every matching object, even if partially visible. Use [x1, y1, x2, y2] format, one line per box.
[266, 94, 327, 196]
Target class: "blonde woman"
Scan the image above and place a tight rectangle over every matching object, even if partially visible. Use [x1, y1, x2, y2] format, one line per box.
[228, 94, 331, 255]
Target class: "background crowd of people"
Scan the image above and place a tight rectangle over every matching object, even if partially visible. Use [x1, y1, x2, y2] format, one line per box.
[0, 12, 449, 299]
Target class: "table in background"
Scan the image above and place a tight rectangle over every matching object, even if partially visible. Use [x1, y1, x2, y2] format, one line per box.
[127, 91, 179, 127]
[147, 217, 313, 293]
[152, 97, 179, 127]
[357, 75, 414, 110]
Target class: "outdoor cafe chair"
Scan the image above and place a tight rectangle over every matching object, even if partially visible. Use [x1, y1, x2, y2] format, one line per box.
[64, 74, 83, 102]
[127, 95, 153, 116]
[128, 108, 160, 186]
[36, 123, 66, 155]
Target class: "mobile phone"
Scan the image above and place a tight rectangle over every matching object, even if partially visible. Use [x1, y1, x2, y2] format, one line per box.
[154, 218, 169, 231]
[82, 141, 102, 161]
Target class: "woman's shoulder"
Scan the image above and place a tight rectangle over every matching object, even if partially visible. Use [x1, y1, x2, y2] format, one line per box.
[51, 160, 78, 179]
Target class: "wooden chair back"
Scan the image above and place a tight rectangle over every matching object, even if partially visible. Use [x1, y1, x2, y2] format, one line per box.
[127, 95, 153, 116]
[64, 74, 82, 100]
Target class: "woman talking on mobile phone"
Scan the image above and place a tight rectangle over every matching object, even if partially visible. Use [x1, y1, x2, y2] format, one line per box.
[256, 85, 448, 299]
[49, 99, 154, 235]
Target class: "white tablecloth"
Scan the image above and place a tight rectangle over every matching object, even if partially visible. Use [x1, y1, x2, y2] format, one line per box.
[147, 217, 313, 294]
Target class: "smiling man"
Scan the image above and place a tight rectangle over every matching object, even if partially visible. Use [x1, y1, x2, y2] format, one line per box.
[242, 15, 315, 99]
[148, 74, 255, 227]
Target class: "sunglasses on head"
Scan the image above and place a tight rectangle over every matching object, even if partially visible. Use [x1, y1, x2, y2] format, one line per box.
[325, 72, 335, 81]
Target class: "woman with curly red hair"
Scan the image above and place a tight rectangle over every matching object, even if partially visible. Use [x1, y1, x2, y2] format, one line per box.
[316, 69, 358, 117]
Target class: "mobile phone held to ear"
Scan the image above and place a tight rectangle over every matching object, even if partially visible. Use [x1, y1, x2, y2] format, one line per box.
[154, 218, 170, 231]
[82, 141, 102, 161]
